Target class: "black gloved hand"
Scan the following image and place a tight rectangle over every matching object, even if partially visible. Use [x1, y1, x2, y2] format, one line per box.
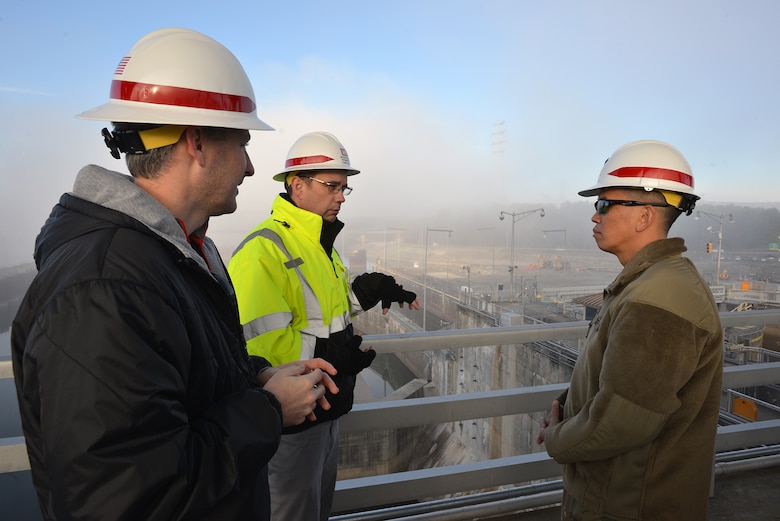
[378, 275, 417, 310]
[340, 334, 376, 375]
[314, 331, 376, 376]
[352, 272, 416, 311]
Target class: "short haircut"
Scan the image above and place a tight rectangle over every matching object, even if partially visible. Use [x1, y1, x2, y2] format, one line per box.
[113, 124, 235, 179]
[630, 189, 682, 232]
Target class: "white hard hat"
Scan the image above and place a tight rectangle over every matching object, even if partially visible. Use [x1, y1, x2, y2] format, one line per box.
[579, 140, 699, 205]
[76, 28, 273, 131]
[273, 131, 360, 182]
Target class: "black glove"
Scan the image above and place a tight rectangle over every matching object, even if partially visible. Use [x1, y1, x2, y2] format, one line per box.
[339, 334, 376, 375]
[353, 273, 417, 311]
[378, 275, 417, 310]
[314, 332, 376, 376]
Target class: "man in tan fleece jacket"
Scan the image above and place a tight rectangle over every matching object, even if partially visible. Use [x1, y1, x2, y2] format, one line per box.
[537, 140, 723, 521]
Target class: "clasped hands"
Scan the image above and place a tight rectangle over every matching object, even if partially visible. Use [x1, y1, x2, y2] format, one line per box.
[259, 359, 339, 427]
[535, 399, 562, 445]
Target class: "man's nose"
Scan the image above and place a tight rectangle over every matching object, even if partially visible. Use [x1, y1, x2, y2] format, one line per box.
[244, 150, 255, 177]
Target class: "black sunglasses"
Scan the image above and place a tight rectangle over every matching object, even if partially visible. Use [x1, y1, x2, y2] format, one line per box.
[595, 199, 671, 214]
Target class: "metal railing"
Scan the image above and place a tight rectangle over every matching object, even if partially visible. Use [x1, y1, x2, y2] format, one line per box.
[332, 309, 780, 515]
[2, 309, 780, 520]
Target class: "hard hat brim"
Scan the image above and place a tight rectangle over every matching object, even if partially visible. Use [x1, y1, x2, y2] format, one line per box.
[577, 182, 700, 200]
[273, 167, 361, 182]
[577, 186, 602, 197]
[76, 100, 274, 131]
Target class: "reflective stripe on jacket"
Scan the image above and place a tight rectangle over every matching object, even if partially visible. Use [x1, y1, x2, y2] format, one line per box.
[228, 194, 357, 366]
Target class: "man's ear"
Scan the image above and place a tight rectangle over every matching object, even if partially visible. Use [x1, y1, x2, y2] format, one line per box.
[184, 127, 207, 166]
[290, 175, 305, 197]
[636, 205, 655, 232]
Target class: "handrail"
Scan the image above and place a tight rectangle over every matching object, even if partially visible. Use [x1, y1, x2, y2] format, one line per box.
[340, 362, 780, 435]
[2, 309, 780, 518]
[341, 383, 566, 433]
[360, 309, 780, 354]
[2, 309, 778, 377]
[334, 365, 780, 512]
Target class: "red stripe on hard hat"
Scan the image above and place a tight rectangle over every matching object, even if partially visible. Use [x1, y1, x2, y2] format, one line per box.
[610, 166, 693, 188]
[285, 155, 334, 168]
[110, 80, 256, 113]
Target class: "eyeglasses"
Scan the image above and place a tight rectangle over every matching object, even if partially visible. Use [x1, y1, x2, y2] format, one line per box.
[302, 176, 353, 196]
[594, 199, 671, 214]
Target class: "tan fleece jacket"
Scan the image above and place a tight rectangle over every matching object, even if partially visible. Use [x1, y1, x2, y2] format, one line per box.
[544, 238, 723, 521]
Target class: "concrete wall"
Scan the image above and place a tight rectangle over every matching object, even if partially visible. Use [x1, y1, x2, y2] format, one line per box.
[344, 304, 575, 480]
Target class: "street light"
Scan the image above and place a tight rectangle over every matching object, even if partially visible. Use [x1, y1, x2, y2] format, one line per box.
[695, 210, 734, 283]
[424, 227, 453, 331]
[477, 227, 496, 300]
[499, 208, 544, 302]
[462, 264, 471, 300]
[383, 227, 406, 272]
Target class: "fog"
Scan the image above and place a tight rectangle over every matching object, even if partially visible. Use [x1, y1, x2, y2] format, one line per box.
[2, 1, 780, 267]
[1, 99, 778, 269]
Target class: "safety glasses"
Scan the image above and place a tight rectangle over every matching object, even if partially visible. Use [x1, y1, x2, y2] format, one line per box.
[303, 176, 353, 196]
[594, 199, 671, 214]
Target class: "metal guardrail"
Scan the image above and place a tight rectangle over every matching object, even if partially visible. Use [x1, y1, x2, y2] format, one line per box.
[2, 309, 780, 518]
[334, 364, 780, 513]
[332, 309, 780, 513]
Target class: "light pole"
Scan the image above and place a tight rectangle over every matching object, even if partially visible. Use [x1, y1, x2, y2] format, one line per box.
[384, 227, 406, 272]
[477, 227, 496, 301]
[382, 229, 387, 270]
[424, 227, 453, 331]
[499, 208, 544, 302]
[445, 232, 451, 300]
[695, 210, 734, 283]
[462, 264, 471, 301]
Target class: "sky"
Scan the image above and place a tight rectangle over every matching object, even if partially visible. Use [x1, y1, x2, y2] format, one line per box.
[1, 0, 779, 266]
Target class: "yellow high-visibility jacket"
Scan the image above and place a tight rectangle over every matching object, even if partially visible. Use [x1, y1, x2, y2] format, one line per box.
[228, 194, 364, 428]
[229, 194, 363, 364]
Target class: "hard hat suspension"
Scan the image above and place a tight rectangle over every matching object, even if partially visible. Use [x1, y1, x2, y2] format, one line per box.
[101, 125, 187, 159]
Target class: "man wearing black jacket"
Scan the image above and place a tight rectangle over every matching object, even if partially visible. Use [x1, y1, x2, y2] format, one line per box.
[12, 28, 336, 521]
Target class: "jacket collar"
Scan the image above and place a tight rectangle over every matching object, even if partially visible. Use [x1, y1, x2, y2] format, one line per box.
[272, 194, 344, 256]
[605, 238, 687, 297]
[69, 164, 224, 281]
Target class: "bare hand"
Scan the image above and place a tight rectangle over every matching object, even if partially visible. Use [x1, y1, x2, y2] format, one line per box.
[302, 359, 339, 418]
[263, 364, 339, 427]
[536, 400, 562, 445]
[257, 358, 337, 387]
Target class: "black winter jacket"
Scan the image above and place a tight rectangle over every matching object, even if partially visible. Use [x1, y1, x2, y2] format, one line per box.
[12, 166, 282, 521]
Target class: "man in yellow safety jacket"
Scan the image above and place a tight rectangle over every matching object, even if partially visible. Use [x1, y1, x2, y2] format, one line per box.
[229, 131, 419, 521]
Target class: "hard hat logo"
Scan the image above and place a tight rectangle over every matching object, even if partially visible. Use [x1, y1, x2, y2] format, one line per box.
[114, 56, 131, 75]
